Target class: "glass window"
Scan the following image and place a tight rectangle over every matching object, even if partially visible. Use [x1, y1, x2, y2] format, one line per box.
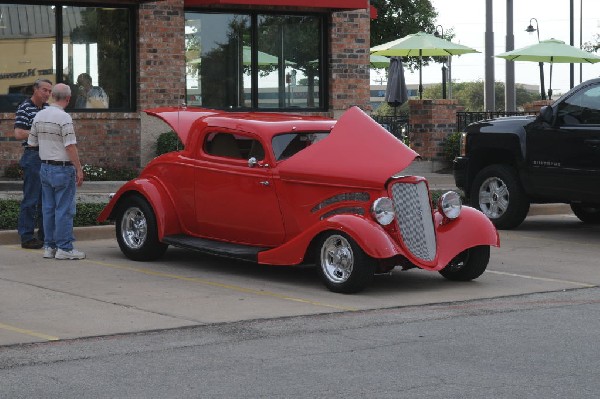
[0, 3, 133, 112]
[257, 15, 321, 109]
[272, 132, 328, 160]
[0, 4, 55, 110]
[185, 11, 325, 111]
[557, 85, 600, 125]
[185, 13, 251, 109]
[204, 132, 264, 160]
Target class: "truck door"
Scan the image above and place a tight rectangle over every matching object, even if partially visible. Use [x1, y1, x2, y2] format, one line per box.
[527, 84, 600, 201]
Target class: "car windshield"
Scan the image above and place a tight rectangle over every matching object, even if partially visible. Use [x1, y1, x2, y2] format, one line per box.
[272, 132, 329, 161]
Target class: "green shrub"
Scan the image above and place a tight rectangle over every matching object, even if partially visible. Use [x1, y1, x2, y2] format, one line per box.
[4, 163, 23, 179]
[0, 200, 109, 230]
[442, 132, 461, 163]
[0, 200, 20, 230]
[83, 164, 138, 181]
[156, 131, 183, 156]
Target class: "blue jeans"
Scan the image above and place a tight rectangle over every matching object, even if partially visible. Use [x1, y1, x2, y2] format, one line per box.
[40, 163, 76, 251]
[18, 149, 44, 243]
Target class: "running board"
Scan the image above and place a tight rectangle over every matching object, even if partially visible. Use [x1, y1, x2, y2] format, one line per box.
[162, 234, 268, 262]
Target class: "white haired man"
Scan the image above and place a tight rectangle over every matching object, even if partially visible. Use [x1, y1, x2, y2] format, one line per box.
[28, 83, 86, 260]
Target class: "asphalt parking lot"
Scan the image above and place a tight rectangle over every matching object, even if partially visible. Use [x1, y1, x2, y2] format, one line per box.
[1, 212, 598, 347]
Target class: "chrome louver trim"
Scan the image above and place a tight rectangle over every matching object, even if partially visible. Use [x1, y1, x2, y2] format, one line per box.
[311, 192, 370, 213]
[390, 181, 437, 261]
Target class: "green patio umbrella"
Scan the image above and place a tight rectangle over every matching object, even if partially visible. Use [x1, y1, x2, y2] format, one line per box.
[370, 54, 390, 69]
[371, 32, 479, 99]
[496, 38, 600, 98]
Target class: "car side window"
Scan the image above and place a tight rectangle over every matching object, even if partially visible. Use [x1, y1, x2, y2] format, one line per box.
[557, 85, 600, 125]
[204, 132, 265, 161]
[272, 132, 329, 161]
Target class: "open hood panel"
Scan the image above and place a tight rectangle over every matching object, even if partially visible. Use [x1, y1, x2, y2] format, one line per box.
[278, 106, 419, 187]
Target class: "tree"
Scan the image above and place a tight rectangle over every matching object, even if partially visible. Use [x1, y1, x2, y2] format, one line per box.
[370, 0, 439, 71]
[423, 81, 539, 111]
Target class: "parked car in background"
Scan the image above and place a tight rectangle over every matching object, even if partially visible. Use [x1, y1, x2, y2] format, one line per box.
[454, 78, 600, 229]
[99, 107, 498, 293]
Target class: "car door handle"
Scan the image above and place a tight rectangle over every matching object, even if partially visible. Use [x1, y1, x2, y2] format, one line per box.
[259, 180, 270, 186]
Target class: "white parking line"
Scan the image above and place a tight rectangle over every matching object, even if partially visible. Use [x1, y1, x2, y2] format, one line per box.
[488, 270, 596, 287]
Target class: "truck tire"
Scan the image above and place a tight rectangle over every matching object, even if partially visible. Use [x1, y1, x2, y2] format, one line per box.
[470, 164, 530, 229]
[570, 203, 600, 224]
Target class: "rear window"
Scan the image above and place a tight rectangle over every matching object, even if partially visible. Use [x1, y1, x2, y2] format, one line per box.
[272, 132, 328, 161]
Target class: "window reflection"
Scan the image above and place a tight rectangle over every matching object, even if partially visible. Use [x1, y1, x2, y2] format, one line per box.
[0, 4, 132, 112]
[0, 4, 55, 110]
[185, 12, 324, 111]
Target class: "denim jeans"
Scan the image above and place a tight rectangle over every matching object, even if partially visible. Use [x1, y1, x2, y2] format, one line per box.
[40, 163, 76, 251]
[18, 149, 44, 243]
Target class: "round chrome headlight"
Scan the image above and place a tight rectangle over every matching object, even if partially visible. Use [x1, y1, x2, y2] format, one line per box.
[438, 191, 462, 219]
[371, 197, 395, 225]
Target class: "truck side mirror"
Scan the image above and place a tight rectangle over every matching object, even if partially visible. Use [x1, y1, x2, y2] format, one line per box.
[539, 105, 553, 124]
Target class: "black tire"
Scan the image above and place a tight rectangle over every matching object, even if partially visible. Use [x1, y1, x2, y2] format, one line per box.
[115, 196, 168, 261]
[570, 203, 600, 224]
[439, 246, 490, 281]
[316, 232, 375, 294]
[470, 164, 530, 229]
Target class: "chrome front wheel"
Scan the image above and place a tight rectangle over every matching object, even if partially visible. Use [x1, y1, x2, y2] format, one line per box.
[317, 232, 375, 294]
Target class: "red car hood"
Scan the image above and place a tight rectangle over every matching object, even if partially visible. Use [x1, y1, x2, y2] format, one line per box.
[278, 107, 419, 187]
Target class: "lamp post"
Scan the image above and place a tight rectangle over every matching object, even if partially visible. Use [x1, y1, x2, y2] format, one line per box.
[434, 25, 448, 99]
[525, 18, 546, 100]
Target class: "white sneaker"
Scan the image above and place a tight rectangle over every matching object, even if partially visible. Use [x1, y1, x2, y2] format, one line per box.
[55, 248, 86, 260]
[43, 247, 57, 259]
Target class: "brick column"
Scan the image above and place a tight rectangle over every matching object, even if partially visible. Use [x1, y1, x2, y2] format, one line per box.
[138, 0, 186, 109]
[523, 99, 554, 112]
[408, 99, 462, 165]
[330, 10, 371, 118]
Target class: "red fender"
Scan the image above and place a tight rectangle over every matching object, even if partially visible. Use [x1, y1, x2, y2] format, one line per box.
[258, 214, 402, 265]
[432, 206, 500, 270]
[97, 178, 182, 239]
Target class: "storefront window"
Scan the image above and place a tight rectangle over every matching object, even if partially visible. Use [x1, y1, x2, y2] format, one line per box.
[185, 11, 325, 111]
[0, 3, 133, 112]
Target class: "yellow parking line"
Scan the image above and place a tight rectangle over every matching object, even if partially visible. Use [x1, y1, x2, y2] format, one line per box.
[488, 270, 596, 287]
[85, 259, 358, 312]
[0, 322, 59, 341]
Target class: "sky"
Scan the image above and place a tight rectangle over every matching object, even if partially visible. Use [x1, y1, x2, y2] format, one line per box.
[371, 0, 600, 96]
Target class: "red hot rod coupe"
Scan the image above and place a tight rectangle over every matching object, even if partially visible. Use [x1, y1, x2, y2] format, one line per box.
[98, 107, 499, 293]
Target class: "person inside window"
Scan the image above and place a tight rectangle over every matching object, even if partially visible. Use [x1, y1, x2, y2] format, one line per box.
[75, 73, 109, 109]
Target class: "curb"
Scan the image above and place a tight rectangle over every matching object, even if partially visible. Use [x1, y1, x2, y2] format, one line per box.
[0, 225, 115, 246]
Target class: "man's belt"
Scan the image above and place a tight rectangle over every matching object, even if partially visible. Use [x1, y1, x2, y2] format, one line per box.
[42, 160, 73, 166]
[24, 146, 39, 151]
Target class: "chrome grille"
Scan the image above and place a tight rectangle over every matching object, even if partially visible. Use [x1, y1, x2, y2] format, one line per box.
[390, 181, 437, 261]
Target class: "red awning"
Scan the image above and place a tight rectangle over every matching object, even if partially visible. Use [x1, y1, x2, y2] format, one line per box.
[185, 0, 369, 9]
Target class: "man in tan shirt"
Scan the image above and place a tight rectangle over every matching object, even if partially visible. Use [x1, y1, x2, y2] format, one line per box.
[28, 83, 85, 260]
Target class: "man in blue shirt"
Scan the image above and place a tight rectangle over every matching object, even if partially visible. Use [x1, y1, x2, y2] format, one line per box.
[13, 79, 52, 249]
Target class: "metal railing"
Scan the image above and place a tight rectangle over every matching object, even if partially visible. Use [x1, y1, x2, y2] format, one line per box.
[456, 111, 538, 133]
[371, 115, 409, 143]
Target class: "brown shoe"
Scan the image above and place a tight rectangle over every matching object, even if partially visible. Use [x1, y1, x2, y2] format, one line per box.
[22, 238, 44, 249]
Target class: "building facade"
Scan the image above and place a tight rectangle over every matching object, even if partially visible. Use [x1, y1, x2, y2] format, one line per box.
[0, 0, 371, 172]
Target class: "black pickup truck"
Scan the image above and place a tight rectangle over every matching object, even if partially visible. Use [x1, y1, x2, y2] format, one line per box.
[454, 78, 600, 229]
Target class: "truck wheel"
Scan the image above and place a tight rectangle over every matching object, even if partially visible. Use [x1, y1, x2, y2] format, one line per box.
[570, 203, 600, 224]
[317, 232, 375, 294]
[470, 164, 530, 229]
[116, 196, 168, 261]
[439, 246, 490, 281]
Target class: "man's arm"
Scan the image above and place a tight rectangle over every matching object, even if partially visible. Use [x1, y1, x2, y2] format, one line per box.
[14, 128, 30, 141]
[65, 144, 84, 187]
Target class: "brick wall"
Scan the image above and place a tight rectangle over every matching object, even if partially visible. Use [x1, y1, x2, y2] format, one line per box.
[523, 99, 554, 112]
[408, 99, 463, 162]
